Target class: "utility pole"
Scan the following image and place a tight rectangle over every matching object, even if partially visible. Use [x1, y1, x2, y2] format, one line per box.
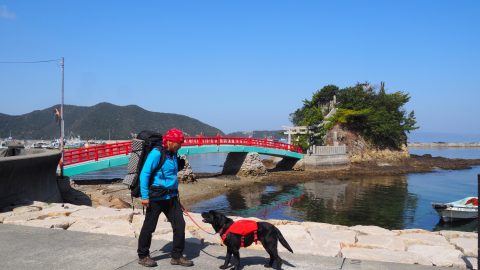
[60, 57, 65, 177]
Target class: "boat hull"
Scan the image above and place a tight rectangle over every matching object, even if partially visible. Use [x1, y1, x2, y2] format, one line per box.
[432, 197, 478, 222]
[434, 207, 478, 222]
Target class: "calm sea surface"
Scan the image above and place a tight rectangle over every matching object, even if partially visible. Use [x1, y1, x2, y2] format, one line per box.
[72, 149, 480, 232]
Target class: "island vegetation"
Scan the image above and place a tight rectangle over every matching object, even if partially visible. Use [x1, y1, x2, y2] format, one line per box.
[290, 82, 418, 150]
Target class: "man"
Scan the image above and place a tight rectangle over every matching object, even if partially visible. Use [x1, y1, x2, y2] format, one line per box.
[137, 128, 193, 267]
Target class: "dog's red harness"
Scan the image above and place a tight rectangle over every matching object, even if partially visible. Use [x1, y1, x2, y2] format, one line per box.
[220, 220, 258, 247]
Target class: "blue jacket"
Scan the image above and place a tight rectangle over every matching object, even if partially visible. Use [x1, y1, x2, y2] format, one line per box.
[139, 148, 179, 200]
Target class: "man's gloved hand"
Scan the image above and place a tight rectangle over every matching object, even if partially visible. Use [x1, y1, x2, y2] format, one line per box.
[141, 199, 149, 207]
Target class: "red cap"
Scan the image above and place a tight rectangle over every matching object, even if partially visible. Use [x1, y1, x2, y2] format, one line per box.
[163, 128, 185, 146]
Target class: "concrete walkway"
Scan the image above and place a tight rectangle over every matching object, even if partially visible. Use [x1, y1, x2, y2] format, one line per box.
[0, 224, 465, 270]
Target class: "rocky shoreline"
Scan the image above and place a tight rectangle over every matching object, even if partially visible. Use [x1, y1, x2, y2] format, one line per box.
[0, 201, 477, 268]
[409, 143, 480, 148]
[1, 155, 478, 268]
[60, 154, 480, 210]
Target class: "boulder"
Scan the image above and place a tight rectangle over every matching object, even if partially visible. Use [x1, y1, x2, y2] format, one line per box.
[407, 244, 465, 268]
[132, 213, 175, 237]
[108, 198, 131, 209]
[464, 257, 478, 270]
[69, 206, 134, 222]
[449, 237, 478, 257]
[223, 152, 267, 176]
[19, 216, 76, 230]
[439, 230, 478, 240]
[307, 225, 357, 256]
[237, 153, 268, 177]
[275, 225, 314, 254]
[341, 247, 432, 266]
[292, 159, 305, 171]
[398, 231, 450, 246]
[349, 225, 398, 236]
[3, 203, 114, 227]
[177, 156, 197, 183]
[68, 219, 135, 237]
[11, 205, 43, 214]
[356, 235, 406, 251]
[0, 211, 12, 223]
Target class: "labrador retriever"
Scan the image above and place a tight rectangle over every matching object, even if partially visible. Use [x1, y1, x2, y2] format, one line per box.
[201, 210, 293, 270]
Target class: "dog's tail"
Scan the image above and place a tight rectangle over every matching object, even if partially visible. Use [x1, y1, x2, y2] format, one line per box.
[275, 227, 293, 253]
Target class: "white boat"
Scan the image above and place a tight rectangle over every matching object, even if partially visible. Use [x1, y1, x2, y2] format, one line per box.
[432, 197, 478, 222]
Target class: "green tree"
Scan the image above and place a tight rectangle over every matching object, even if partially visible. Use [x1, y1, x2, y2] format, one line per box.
[291, 82, 418, 150]
[290, 85, 339, 126]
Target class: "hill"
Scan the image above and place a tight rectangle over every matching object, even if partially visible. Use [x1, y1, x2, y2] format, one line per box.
[0, 102, 223, 139]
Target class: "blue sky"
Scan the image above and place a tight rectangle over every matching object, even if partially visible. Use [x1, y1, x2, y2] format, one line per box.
[0, 1, 479, 140]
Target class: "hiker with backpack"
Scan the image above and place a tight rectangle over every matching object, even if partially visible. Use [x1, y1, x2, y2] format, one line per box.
[136, 128, 194, 267]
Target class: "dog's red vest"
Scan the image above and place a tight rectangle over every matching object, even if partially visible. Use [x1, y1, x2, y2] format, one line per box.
[220, 220, 258, 247]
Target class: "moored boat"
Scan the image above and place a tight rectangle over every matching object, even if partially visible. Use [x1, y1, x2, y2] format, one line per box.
[432, 197, 478, 222]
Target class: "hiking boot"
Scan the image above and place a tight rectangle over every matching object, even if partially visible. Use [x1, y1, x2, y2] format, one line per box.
[170, 256, 194, 267]
[138, 256, 157, 267]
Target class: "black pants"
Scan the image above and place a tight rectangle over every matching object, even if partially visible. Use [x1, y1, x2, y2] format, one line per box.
[137, 197, 185, 259]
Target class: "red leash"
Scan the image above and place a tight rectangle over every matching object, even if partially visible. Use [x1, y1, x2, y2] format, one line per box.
[180, 203, 217, 235]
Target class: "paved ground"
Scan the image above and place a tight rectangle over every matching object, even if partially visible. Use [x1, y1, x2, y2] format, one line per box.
[0, 224, 466, 270]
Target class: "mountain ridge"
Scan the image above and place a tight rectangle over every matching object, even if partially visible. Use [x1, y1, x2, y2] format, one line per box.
[0, 102, 223, 139]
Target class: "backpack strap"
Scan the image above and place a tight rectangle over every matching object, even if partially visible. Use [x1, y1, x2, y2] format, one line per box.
[145, 147, 167, 197]
[132, 146, 167, 212]
[154, 146, 167, 181]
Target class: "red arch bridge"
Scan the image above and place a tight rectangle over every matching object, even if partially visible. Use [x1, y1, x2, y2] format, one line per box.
[61, 136, 304, 176]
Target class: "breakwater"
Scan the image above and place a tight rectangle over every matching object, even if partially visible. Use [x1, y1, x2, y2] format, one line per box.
[0, 149, 62, 208]
[0, 202, 476, 268]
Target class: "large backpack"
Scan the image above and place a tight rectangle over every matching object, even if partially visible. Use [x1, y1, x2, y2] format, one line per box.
[123, 130, 165, 198]
[123, 130, 185, 199]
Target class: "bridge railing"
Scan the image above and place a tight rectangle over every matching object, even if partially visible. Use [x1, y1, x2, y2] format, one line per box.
[63, 136, 303, 166]
[183, 136, 304, 153]
[63, 141, 131, 166]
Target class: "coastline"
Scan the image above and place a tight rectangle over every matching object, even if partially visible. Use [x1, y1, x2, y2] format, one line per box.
[0, 201, 476, 268]
[409, 143, 480, 148]
[1, 155, 479, 268]
[62, 154, 480, 210]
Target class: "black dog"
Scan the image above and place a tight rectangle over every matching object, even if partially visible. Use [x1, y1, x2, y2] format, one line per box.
[201, 210, 293, 270]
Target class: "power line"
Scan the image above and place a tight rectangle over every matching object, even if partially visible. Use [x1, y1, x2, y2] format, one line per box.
[0, 59, 60, 64]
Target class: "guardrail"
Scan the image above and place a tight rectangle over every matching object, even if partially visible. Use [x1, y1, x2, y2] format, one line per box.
[183, 136, 303, 153]
[63, 141, 131, 166]
[63, 136, 303, 166]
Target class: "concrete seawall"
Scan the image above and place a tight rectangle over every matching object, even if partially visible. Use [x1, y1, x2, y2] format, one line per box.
[0, 149, 62, 208]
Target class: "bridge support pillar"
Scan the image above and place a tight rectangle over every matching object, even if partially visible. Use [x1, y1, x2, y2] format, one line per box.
[222, 152, 267, 176]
